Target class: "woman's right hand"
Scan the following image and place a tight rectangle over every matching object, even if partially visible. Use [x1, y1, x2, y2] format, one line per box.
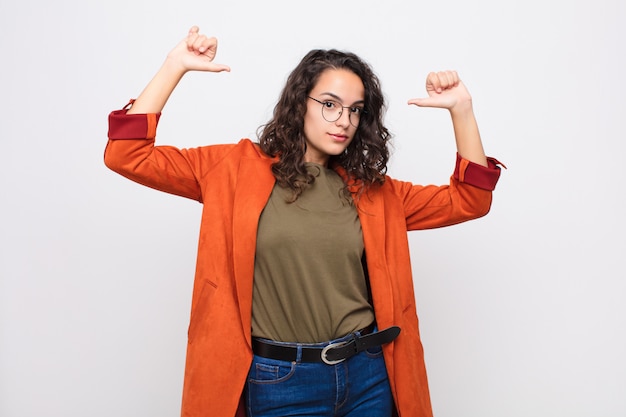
[167, 26, 231, 74]
[126, 26, 230, 114]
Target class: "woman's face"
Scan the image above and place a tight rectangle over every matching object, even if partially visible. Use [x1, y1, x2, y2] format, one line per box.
[303, 68, 365, 166]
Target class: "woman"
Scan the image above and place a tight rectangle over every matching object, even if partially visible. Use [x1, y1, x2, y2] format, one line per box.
[105, 26, 502, 417]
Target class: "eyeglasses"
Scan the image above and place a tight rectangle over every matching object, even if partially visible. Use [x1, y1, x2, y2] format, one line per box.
[308, 97, 365, 128]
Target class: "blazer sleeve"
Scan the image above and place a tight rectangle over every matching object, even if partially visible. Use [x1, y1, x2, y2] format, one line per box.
[389, 154, 505, 230]
[104, 103, 235, 203]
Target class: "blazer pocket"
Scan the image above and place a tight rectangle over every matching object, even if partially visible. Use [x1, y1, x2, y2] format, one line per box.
[187, 279, 218, 343]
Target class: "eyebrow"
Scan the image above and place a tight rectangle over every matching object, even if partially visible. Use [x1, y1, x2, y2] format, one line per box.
[319, 92, 365, 106]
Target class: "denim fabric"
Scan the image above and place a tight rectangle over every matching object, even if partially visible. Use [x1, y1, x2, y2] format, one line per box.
[245, 331, 393, 417]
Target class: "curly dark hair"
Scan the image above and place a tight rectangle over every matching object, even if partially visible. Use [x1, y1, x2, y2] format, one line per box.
[258, 49, 391, 201]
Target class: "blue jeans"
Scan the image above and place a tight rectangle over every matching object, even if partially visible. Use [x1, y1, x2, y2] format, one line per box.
[245, 332, 394, 417]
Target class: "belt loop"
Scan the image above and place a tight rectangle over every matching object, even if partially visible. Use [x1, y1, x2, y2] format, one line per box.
[295, 344, 303, 363]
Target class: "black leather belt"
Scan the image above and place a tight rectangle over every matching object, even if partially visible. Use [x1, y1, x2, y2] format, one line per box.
[252, 325, 401, 365]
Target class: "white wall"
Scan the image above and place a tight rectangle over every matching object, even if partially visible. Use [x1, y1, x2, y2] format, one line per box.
[1, 1, 624, 416]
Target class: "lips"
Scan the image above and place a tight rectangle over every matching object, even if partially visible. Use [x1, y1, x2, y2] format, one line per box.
[329, 133, 349, 142]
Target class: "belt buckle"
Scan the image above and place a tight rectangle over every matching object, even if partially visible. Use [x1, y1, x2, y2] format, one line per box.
[321, 340, 350, 365]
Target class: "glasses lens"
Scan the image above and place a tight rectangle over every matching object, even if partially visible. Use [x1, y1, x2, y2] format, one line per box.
[349, 108, 362, 127]
[321, 101, 342, 123]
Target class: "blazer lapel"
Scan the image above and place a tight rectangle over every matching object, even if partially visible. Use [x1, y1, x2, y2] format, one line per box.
[232, 155, 275, 346]
[354, 187, 395, 329]
[334, 166, 395, 329]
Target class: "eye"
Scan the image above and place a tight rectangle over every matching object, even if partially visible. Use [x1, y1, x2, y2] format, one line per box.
[323, 100, 338, 109]
[350, 106, 364, 115]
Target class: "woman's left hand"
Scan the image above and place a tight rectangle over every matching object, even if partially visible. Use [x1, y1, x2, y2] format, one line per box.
[407, 70, 472, 111]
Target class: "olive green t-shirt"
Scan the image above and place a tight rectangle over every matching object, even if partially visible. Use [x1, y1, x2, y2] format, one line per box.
[251, 163, 375, 343]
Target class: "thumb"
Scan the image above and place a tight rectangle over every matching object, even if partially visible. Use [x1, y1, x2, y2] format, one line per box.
[407, 96, 452, 109]
[407, 97, 431, 107]
[210, 63, 231, 72]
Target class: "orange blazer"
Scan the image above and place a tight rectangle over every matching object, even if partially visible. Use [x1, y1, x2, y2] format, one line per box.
[105, 107, 502, 417]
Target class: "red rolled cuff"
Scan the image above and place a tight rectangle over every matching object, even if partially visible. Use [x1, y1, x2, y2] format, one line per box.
[107, 101, 161, 140]
[453, 153, 505, 191]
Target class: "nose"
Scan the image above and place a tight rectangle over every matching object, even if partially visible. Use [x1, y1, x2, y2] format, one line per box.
[335, 108, 351, 127]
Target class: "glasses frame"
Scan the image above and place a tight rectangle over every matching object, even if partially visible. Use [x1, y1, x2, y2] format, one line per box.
[307, 96, 364, 128]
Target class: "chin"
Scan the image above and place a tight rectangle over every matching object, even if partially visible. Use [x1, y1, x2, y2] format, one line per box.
[328, 144, 351, 156]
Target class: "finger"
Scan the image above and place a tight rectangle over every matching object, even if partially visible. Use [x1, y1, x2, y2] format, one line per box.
[191, 35, 216, 57]
[197, 36, 218, 55]
[186, 30, 200, 52]
[443, 70, 461, 90]
[440, 71, 452, 88]
[442, 70, 459, 89]
[426, 72, 443, 93]
[192, 34, 208, 53]
[433, 71, 450, 90]
[450, 70, 460, 86]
